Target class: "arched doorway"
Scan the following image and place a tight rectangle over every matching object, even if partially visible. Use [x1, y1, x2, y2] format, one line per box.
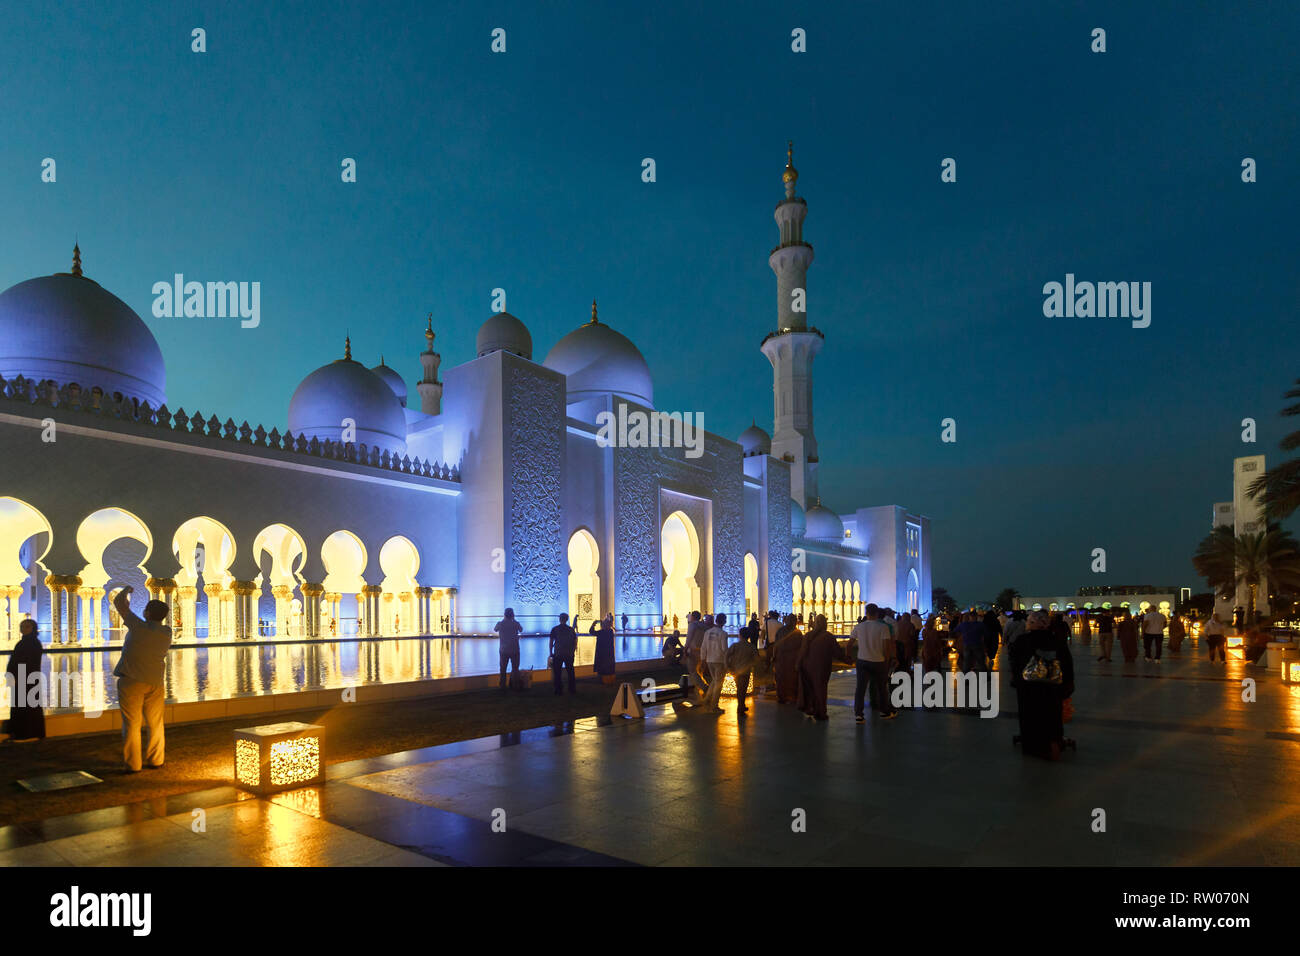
[78, 507, 153, 643]
[744, 553, 759, 620]
[661, 510, 700, 628]
[322, 530, 367, 636]
[379, 535, 420, 635]
[253, 523, 307, 638]
[0, 497, 52, 643]
[567, 529, 601, 624]
[906, 569, 920, 614]
[174, 516, 237, 639]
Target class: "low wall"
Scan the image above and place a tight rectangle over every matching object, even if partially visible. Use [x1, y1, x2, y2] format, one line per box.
[33, 658, 665, 740]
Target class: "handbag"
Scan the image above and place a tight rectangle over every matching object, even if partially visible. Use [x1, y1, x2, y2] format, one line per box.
[1022, 648, 1063, 684]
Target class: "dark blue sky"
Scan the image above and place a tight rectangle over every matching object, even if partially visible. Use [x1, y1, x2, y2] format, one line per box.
[2, 0, 1296, 603]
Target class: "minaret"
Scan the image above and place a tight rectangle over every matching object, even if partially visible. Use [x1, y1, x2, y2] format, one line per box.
[760, 142, 822, 509]
[417, 313, 443, 415]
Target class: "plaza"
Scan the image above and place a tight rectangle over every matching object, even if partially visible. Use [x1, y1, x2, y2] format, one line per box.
[1, 636, 1293, 867]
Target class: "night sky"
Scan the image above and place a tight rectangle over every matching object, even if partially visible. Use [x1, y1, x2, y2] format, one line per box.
[1, 0, 1296, 604]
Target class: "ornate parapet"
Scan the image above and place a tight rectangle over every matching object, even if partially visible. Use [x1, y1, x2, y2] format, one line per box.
[0, 373, 461, 483]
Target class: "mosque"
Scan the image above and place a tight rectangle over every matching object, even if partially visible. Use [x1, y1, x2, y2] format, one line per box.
[0, 148, 931, 645]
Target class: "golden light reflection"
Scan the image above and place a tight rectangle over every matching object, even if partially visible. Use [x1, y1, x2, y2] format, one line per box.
[721, 672, 754, 696]
[235, 738, 261, 788]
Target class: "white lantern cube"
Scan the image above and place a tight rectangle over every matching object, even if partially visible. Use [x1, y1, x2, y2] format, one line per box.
[233, 721, 325, 794]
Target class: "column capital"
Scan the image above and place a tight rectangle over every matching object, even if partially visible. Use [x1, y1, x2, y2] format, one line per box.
[362, 584, 384, 595]
[301, 583, 325, 596]
[230, 580, 259, 595]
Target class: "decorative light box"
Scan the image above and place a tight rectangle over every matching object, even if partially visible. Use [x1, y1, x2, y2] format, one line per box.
[234, 721, 325, 794]
[721, 672, 754, 696]
[1282, 650, 1300, 685]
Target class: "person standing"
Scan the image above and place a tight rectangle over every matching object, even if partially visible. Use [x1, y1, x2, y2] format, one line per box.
[1009, 610, 1075, 760]
[1094, 608, 1115, 662]
[763, 610, 782, 664]
[620, 612, 629, 634]
[112, 587, 173, 772]
[894, 610, 917, 672]
[957, 612, 987, 673]
[771, 614, 804, 704]
[683, 610, 706, 699]
[982, 609, 1002, 669]
[852, 604, 896, 723]
[725, 635, 758, 714]
[549, 612, 578, 695]
[590, 614, 617, 684]
[4, 619, 45, 742]
[1168, 614, 1186, 653]
[700, 613, 730, 714]
[1204, 613, 1227, 663]
[1117, 611, 1139, 663]
[795, 614, 837, 721]
[494, 607, 523, 692]
[920, 614, 945, 673]
[1142, 606, 1167, 664]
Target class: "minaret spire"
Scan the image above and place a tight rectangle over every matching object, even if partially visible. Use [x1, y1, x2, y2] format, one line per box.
[417, 311, 443, 415]
[761, 141, 821, 508]
[71, 241, 82, 277]
[344, 334, 352, 361]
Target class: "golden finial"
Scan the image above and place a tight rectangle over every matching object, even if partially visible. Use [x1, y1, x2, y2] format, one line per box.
[344, 334, 352, 361]
[71, 242, 82, 277]
[589, 299, 599, 325]
[425, 311, 435, 345]
[783, 140, 798, 185]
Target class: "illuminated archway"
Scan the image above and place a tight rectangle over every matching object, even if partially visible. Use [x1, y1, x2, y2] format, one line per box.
[661, 511, 700, 627]
[852, 581, 861, 620]
[253, 523, 307, 638]
[567, 529, 601, 624]
[79, 507, 153, 642]
[0, 497, 52, 643]
[792, 575, 803, 619]
[322, 530, 367, 636]
[174, 516, 237, 638]
[744, 553, 759, 620]
[379, 535, 421, 635]
[906, 568, 920, 615]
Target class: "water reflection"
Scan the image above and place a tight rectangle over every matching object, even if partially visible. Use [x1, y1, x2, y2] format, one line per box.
[1, 634, 667, 714]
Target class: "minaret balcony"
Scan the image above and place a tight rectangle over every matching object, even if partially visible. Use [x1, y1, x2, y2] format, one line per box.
[769, 240, 814, 257]
[761, 326, 824, 346]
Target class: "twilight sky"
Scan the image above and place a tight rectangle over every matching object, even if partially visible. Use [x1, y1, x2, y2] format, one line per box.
[1, 0, 1296, 604]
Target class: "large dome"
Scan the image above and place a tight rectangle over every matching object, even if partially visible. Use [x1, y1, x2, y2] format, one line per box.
[289, 342, 407, 455]
[476, 311, 532, 360]
[0, 252, 166, 407]
[543, 302, 653, 408]
[369, 360, 408, 406]
[804, 503, 844, 542]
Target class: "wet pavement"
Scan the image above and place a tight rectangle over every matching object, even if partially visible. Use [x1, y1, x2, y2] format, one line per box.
[4, 636, 1298, 866]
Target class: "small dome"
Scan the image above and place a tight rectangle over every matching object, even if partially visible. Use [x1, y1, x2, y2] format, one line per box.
[543, 302, 653, 408]
[289, 344, 407, 455]
[739, 422, 771, 457]
[0, 253, 166, 407]
[476, 311, 532, 360]
[804, 503, 844, 542]
[370, 360, 408, 406]
[790, 498, 806, 537]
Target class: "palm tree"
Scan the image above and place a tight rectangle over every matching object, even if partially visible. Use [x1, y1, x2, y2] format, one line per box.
[1193, 526, 1300, 623]
[994, 587, 1021, 610]
[1248, 377, 1300, 520]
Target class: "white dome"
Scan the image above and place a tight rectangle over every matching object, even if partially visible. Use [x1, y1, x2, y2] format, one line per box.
[791, 498, 806, 537]
[289, 349, 407, 455]
[0, 258, 166, 407]
[543, 306, 653, 408]
[369, 361, 408, 405]
[804, 503, 844, 542]
[476, 311, 532, 360]
[739, 423, 771, 457]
